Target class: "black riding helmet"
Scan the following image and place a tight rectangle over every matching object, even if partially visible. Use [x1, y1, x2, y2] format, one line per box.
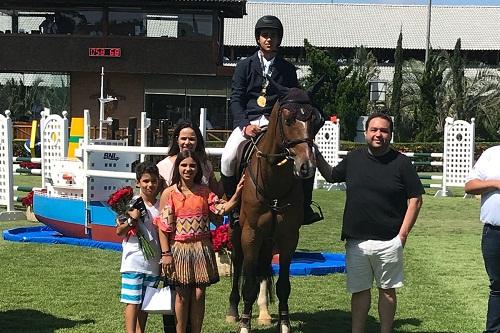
[254, 15, 283, 45]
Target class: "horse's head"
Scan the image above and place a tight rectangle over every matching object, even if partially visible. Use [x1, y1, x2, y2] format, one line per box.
[271, 86, 320, 179]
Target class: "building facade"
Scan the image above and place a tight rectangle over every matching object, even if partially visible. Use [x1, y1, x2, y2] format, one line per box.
[2, 1, 500, 130]
[0, 0, 245, 129]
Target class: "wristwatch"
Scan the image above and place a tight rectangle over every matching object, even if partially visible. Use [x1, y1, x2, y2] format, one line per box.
[127, 217, 135, 227]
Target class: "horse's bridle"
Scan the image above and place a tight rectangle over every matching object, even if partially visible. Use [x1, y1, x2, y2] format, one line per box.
[247, 100, 315, 213]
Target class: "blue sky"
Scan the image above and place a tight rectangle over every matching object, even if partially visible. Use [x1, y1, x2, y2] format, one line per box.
[252, 0, 500, 5]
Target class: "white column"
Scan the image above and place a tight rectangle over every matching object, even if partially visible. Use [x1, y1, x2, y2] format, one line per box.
[199, 107, 207, 141]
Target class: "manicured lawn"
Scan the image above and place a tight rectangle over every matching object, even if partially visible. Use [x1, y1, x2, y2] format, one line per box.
[0, 176, 489, 332]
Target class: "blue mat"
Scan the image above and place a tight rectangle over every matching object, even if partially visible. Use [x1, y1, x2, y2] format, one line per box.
[272, 252, 345, 276]
[3, 226, 121, 251]
[3, 226, 345, 276]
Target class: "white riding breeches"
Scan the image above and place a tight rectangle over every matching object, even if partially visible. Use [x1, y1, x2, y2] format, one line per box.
[221, 115, 269, 176]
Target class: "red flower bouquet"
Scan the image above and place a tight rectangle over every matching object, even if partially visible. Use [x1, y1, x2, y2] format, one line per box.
[211, 224, 233, 254]
[108, 186, 155, 260]
[107, 186, 134, 214]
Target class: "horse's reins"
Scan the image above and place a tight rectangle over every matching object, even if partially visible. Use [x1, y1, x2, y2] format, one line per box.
[252, 103, 314, 166]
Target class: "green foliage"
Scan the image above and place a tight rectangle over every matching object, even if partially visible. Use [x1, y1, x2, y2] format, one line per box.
[302, 40, 378, 141]
[415, 52, 448, 141]
[389, 32, 404, 140]
[461, 69, 500, 141]
[449, 38, 465, 119]
[0, 77, 69, 121]
[400, 47, 500, 142]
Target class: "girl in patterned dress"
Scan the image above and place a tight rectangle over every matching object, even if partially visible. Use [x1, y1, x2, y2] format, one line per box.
[155, 150, 243, 333]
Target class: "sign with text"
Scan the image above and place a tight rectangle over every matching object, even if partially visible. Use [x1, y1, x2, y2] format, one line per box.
[88, 48, 121, 58]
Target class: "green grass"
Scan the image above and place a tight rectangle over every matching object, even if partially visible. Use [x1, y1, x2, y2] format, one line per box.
[0, 177, 489, 332]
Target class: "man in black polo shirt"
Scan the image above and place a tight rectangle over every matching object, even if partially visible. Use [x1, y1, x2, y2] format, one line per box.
[316, 112, 424, 333]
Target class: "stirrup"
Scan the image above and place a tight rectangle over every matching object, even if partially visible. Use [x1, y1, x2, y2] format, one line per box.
[311, 201, 323, 220]
[229, 210, 240, 228]
[303, 201, 324, 225]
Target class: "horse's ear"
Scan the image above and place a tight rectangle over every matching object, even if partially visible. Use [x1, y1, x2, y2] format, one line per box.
[267, 75, 289, 97]
[306, 75, 326, 98]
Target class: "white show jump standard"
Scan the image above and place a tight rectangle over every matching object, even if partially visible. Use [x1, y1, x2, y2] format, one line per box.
[0, 110, 25, 221]
[0, 108, 68, 221]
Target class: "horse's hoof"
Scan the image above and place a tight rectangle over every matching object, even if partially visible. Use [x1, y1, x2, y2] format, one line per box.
[257, 311, 272, 326]
[226, 315, 239, 323]
[257, 317, 272, 326]
[238, 321, 251, 333]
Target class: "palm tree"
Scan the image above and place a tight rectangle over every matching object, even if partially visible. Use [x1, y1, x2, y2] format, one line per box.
[398, 53, 447, 142]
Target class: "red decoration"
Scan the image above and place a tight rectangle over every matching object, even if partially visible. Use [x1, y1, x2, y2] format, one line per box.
[21, 191, 34, 208]
[19, 162, 41, 169]
[211, 224, 233, 253]
[21, 189, 47, 208]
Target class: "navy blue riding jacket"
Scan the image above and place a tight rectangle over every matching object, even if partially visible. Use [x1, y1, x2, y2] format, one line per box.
[229, 51, 299, 129]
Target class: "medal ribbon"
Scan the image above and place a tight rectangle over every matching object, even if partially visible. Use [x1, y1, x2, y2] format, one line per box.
[258, 52, 274, 104]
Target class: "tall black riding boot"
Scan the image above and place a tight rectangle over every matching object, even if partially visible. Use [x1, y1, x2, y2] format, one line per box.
[162, 314, 175, 333]
[221, 174, 238, 199]
[221, 174, 240, 226]
[163, 314, 192, 333]
[302, 176, 323, 226]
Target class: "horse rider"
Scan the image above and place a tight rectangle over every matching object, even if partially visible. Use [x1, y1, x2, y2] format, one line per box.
[220, 15, 324, 226]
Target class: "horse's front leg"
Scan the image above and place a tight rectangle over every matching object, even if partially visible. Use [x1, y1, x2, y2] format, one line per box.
[275, 220, 300, 333]
[227, 223, 243, 323]
[276, 256, 292, 333]
[238, 226, 262, 333]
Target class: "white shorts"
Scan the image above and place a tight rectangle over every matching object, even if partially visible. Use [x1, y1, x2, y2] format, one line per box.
[345, 236, 404, 293]
[221, 115, 269, 176]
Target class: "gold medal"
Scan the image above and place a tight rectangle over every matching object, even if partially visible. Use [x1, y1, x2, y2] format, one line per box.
[257, 95, 267, 107]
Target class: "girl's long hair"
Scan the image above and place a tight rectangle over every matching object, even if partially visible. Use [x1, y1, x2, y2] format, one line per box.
[167, 121, 207, 161]
[171, 150, 204, 194]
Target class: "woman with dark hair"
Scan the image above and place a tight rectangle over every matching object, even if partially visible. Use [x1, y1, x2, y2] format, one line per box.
[157, 121, 223, 197]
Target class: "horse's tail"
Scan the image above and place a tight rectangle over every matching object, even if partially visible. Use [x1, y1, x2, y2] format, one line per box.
[262, 274, 274, 304]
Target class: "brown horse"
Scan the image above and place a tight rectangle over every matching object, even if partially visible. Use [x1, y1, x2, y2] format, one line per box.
[228, 84, 320, 333]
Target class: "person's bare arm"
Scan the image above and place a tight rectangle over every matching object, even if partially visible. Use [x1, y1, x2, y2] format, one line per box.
[398, 196, 423, 247]
[464, 179, 500, 195]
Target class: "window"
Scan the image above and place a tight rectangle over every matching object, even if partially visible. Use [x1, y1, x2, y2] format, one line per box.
[108, 11, 146, 36]
[146, 12, 212, 39]
[56, 10, 103, 35]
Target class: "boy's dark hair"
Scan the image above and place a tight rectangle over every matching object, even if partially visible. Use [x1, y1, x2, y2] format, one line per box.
[171, 150, 203, 190]
[135, 161, 160, 181]
[365, 112, 394, 133]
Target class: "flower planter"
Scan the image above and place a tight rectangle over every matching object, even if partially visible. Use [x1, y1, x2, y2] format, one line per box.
[215, 252, 232, 277]
[25, 206, 37, 222]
